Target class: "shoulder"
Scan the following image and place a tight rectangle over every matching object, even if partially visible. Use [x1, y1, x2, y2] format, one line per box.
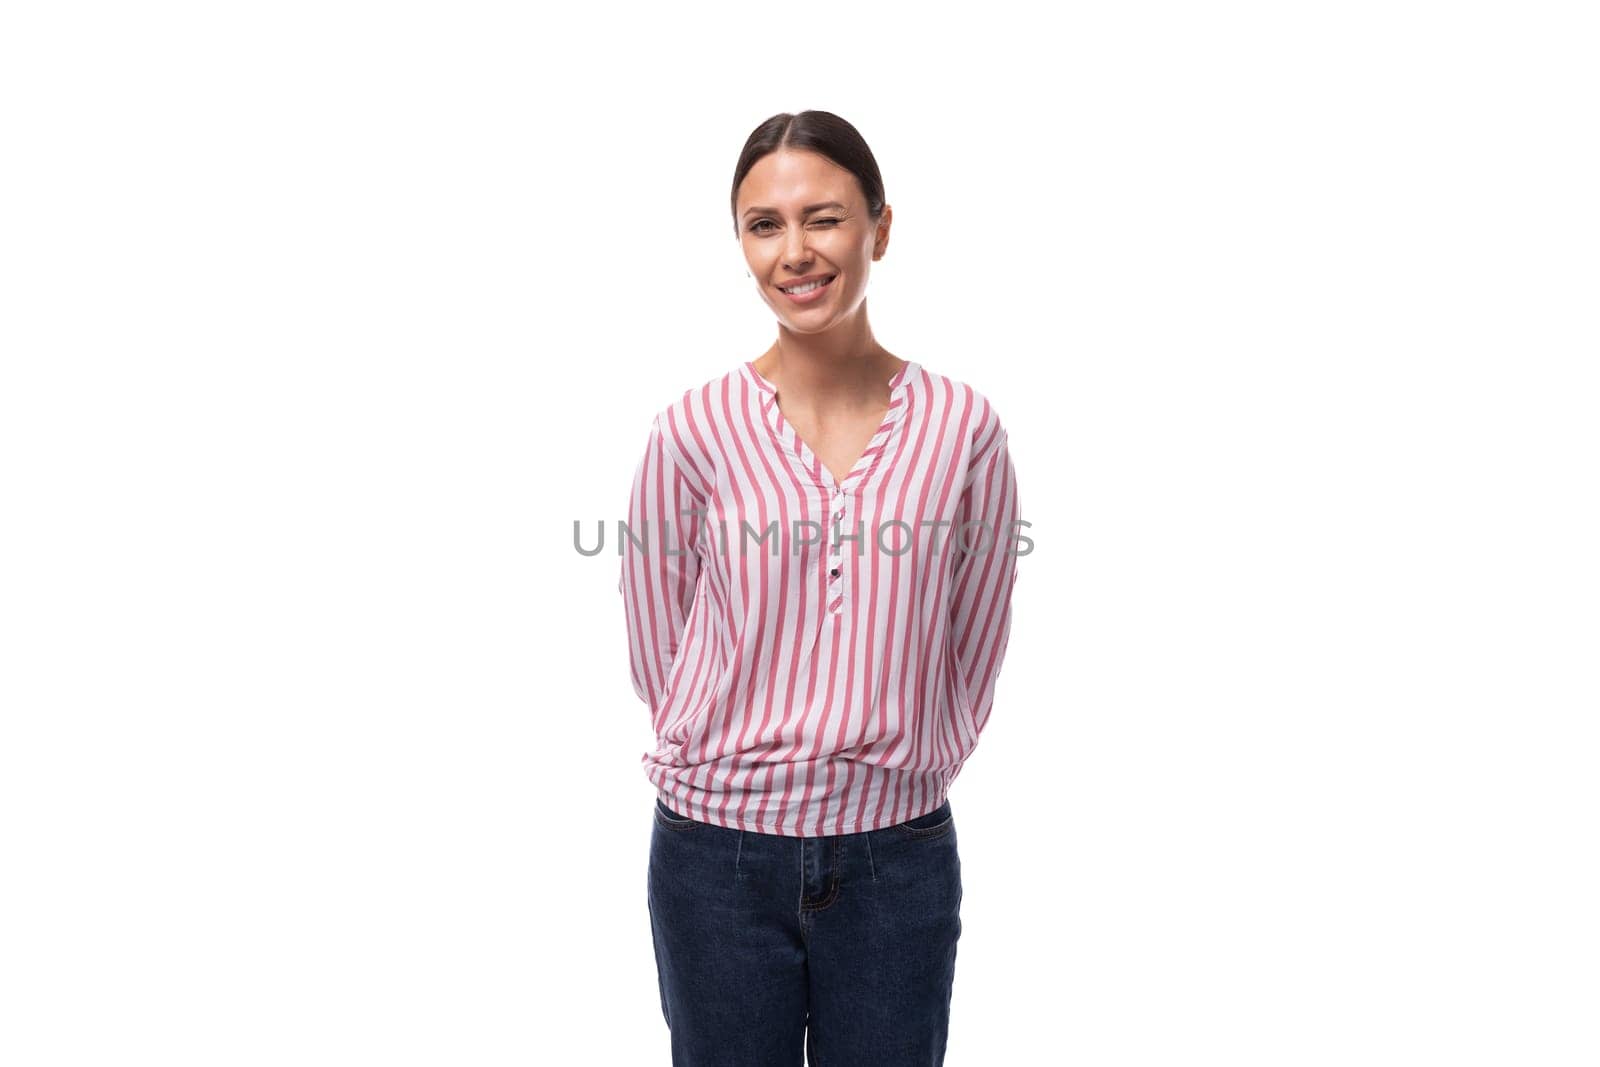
[644, 364, 746, 491]
[650, 363, 745, 449]
[908, 364, 1009, 467]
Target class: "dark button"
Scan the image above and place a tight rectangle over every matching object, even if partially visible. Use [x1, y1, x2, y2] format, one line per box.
[830, 567, 840, 578]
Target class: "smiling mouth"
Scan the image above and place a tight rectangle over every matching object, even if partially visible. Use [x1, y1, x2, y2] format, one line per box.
[777, 274, 837, 295]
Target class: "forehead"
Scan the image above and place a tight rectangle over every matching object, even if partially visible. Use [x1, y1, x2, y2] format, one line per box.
[737, 149, 857, 208]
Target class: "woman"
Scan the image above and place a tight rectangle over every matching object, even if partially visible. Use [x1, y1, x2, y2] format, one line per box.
[619, 110, 1022, 1066]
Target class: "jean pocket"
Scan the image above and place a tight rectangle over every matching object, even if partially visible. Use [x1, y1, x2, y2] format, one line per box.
[891, 799, 954, 838]
[654, 797, 698, 831]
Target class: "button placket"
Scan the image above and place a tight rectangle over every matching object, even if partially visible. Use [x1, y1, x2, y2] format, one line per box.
[828, 486, 846, 611]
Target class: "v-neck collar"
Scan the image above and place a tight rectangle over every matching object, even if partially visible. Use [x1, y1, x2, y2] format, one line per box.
[740, 357, 919, 493]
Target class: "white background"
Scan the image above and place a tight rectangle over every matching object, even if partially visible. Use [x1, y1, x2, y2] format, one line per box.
[3, 2, 1596, 1064]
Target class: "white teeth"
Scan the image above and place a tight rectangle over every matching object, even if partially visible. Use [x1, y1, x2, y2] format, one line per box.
[781, 276, 833, 294]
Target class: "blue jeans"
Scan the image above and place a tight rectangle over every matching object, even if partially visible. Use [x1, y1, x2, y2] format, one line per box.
[646, 795, 963, 1066]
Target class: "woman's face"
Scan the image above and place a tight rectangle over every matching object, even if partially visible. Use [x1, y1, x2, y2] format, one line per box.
[735, 148, 890, 333]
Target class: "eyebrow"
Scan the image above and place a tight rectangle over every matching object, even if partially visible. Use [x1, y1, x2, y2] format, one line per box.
[741, 201, 847, 219]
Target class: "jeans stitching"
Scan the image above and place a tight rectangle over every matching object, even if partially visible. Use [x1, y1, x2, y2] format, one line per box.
[655, 799, 698, 831]
[891, 802, 954, 838]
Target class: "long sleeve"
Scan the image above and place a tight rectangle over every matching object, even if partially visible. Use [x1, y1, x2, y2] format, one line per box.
[947, 429, 1020, 736]
[627, 360, 1028, 835]
[619, 416, 704, 712]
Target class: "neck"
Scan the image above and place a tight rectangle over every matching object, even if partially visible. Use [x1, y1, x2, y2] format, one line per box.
[760, 315, 901, 406]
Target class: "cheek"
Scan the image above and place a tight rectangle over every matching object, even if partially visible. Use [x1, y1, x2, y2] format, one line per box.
[834, 265, 868, 295]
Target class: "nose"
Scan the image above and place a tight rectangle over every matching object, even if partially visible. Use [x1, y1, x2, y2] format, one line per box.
[783, 229, 813, 272]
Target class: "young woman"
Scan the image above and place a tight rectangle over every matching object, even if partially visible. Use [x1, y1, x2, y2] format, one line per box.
[619, 110, 1022, 1066]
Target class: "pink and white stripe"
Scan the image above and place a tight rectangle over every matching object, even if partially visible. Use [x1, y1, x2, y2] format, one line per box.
[619, 359, 1020, 837]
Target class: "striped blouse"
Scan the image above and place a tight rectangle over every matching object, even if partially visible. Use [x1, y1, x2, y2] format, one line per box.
[618, 358, 1021, 837]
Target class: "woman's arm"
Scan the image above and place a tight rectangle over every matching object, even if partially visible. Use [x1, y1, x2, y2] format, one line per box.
[619, 416, 704, 710]
[948, 427, 1020, 736]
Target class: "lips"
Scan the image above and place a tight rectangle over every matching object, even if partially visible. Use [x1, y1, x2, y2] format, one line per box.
[777, 274, 838, 304]
[778, 274, 836, 293]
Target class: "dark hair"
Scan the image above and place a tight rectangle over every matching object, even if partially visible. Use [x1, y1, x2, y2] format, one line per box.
[730, 111, 886, 235]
